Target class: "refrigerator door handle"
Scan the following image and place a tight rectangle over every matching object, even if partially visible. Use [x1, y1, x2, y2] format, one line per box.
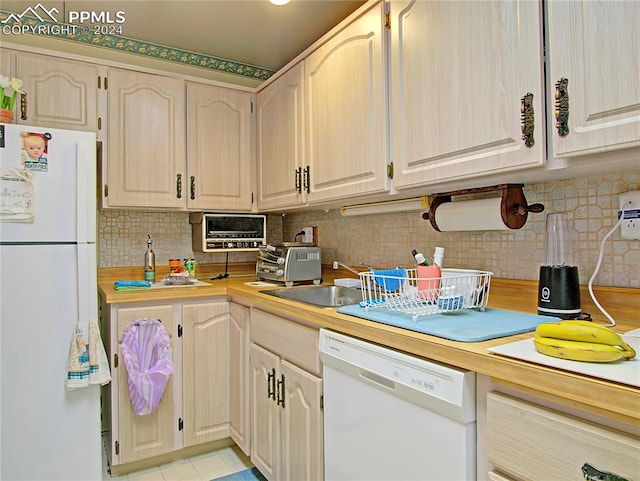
[76, 139, 97, 244]
[76, 243, 98, 329]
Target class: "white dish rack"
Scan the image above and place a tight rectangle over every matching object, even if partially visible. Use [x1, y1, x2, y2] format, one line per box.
[359, 268, 493, 320]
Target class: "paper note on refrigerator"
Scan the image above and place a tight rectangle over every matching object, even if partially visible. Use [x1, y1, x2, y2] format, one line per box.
[0, 167, 35, 222]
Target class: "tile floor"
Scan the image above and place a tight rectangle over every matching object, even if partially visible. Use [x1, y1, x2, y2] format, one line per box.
[102, 444, 253, 481]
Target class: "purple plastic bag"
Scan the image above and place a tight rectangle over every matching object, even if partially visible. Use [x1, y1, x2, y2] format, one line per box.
[121, 318, 175, 415]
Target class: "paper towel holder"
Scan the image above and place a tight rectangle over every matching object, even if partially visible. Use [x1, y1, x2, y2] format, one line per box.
[422, 183, 544, 231]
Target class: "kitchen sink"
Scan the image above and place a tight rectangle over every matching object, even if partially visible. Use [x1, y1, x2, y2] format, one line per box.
[260, 285, 363, 307]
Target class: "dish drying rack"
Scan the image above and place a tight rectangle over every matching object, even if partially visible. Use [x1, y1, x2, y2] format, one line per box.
[358, 268, 493, 320]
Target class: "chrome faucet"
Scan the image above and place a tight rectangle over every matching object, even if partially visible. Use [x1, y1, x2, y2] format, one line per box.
[333, 261, 373, 276]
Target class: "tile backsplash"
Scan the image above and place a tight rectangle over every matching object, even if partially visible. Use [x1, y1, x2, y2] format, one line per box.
[98, 172, 639, 288]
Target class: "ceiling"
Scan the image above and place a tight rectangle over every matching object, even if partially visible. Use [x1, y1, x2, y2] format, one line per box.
[1, 0, 367, 72]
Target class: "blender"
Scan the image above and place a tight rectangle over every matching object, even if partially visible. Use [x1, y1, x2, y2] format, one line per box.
[537, 212, 581, 319]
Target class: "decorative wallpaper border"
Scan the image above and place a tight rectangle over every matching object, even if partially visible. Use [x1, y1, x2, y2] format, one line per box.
[0, 10, 276, 80]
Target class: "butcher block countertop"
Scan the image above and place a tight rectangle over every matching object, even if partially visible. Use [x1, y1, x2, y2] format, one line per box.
[98, 264, 640, 426]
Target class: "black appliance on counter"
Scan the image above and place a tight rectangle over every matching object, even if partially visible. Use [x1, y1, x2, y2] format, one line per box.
[537, 212, 581, 319]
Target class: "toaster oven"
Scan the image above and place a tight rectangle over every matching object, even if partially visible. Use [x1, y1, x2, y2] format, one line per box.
[257, 243, 322, 287]
[189, 213, 266, 252]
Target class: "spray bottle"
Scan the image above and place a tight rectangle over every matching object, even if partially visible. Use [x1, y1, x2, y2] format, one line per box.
[144, 235, 156, 283]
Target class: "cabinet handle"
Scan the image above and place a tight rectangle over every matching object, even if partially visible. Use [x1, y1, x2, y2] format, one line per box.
[267, 368, 276, 400]
[295, 167, 302, 194]
[520, 92, 535, 148]
[276, 374, 285, 408]
[581, 463, 629, 481]
[303, 166, 310, 194]
[20, 93, 27, 121]
[190, 176, 195, 200]
[555, 77, 570, 136]
[176, 173, 182, 198]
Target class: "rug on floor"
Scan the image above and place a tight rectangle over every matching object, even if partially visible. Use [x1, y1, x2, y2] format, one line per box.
[213, 467, 268, 481]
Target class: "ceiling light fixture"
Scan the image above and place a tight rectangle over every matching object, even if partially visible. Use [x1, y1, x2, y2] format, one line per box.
[340, 197, 429, 216]
[269, 0, 291, 5]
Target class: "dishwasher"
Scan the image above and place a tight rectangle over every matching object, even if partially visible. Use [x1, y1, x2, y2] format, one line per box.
[319, 329, 476, 481]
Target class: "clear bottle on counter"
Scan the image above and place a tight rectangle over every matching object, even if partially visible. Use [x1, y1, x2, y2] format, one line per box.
[144, 235, 156, 283]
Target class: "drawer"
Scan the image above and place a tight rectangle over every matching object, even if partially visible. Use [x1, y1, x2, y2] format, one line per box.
[251, 308, 321, 376]
[487, 392, 640, 480]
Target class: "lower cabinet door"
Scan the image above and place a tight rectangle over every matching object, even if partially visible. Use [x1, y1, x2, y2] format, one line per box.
[115, 305, 177, 464]
[280, 360, 323, 481]
[250, 343, 281, 481]
[182, 301, 231, 447]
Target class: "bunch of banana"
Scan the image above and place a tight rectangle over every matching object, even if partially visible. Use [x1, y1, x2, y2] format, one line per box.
[534, 320, 636, 363]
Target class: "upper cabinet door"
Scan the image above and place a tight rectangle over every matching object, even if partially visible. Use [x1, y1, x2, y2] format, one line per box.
[15, 52, 98, 132]
[257, 63, 306, 211]
[547, 1, 640, 158]
[186, 82, 254, 211]
[105, 69, 185, 209]
[390, 0, 545, 190]
[305, 2, 389, 203]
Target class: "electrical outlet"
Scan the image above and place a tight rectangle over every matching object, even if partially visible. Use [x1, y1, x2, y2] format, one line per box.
[619, 190, 640, 240]
[302, 227, 314, 243]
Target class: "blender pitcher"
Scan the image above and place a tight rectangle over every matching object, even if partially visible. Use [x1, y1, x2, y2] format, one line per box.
[537, 212, 581, 319]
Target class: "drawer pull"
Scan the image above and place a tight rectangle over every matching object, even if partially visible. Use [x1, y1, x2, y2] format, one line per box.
[555, 77, 570, 136]
[276, 374, 285, 408]
[267, 368, 276, 400]
[520, 92, 535, 148]
[295, 167, 302, 194]
[582, 463, 629, 481]
[20, 93, 27, 121]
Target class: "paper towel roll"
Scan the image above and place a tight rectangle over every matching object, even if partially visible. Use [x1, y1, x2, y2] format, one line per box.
[434, 197, 509, 231]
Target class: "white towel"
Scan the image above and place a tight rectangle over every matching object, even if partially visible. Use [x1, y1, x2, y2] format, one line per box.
[89, 320, 111, 386]
[65, 323, 90, 390]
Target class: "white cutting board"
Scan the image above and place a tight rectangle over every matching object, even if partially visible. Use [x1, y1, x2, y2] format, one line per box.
[489, 329, 640, 388]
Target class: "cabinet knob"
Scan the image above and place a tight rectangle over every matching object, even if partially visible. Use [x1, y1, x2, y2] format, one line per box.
[190, 176, 196, 200]
[176, 173, 182, 199]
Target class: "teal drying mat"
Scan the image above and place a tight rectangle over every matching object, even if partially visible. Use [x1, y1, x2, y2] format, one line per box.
[336, 305, 557, 342]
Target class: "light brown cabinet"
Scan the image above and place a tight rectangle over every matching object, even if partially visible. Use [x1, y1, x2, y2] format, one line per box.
[1, 49, 98, 131]
[304, 1, 389, 203]
[186, 82, 255, 211]
[250, 309, 323, 481]
[389, 0, 545, 190]
[229, 302, 250, 455]
[546, 0, 640, 158]
[182, 301, 231, 448]
[486, 392, 640, 481]
[107, 303, 179, 465]
[256, 63, 306, 210]
[102, 298, 239, 468]
[102, 68, 186, 209]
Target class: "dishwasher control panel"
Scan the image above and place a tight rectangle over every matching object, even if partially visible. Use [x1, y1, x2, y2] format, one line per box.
[319, 329, 476, 423]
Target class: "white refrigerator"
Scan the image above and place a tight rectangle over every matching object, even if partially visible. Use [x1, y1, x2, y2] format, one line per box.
[0, 123, 102, 480]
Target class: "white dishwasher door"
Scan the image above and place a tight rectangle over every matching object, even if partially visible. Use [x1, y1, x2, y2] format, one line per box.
[319, 329, 476, 481]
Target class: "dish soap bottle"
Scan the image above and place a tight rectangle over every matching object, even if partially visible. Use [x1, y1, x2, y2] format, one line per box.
[144, 235, 156, 283]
